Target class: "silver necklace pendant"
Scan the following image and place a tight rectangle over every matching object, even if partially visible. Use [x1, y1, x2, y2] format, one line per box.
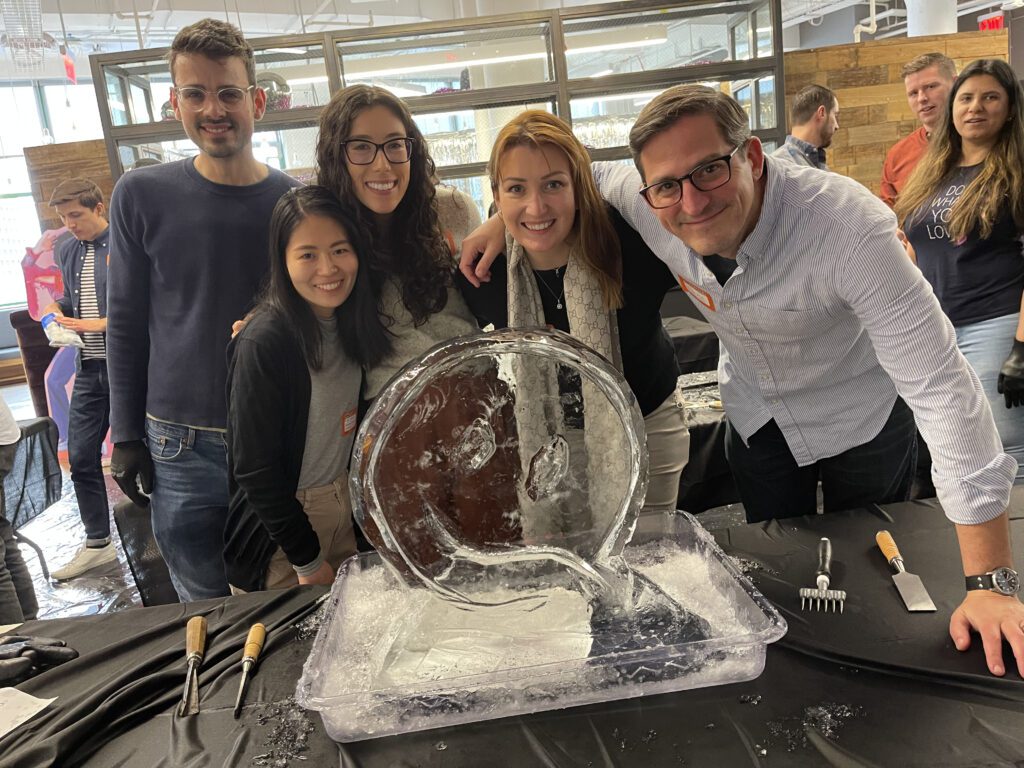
[556, 300, 563, 309]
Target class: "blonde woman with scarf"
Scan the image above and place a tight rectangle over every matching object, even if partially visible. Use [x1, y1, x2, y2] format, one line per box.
[456, 110, 689, 517]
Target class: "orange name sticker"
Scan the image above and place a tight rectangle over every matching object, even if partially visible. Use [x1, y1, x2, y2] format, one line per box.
[342, 408, 358, 436]
[677, 276, 716, 312]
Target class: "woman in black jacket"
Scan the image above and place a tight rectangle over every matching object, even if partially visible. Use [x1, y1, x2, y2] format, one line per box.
[223, 186, 390, 592]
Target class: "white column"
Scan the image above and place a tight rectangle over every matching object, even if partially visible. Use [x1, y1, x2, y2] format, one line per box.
[905, 0, 958, 37]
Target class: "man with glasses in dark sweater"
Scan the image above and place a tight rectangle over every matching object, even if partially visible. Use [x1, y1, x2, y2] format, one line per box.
[106, 19, 299, 601]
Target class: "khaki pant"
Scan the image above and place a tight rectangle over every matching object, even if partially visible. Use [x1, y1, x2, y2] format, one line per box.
[642, 389, 690, 515]
[262, 474, 357, 591]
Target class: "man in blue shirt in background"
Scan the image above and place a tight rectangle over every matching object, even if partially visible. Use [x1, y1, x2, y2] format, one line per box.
[771, 83, 838, 170]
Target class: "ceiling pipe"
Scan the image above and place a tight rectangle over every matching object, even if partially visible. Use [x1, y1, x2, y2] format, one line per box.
[853, 0, 879, 42]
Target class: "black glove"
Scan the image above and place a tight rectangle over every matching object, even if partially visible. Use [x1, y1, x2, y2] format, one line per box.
[0, 635, 78, 687]
[110, 440, 154, 507]
[997, 339, 1024, 409]
[0, 657, 33, 686]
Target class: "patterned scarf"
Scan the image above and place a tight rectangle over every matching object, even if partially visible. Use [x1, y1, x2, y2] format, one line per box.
[505, 233, 622, 371]
[504, 233, 626, 548]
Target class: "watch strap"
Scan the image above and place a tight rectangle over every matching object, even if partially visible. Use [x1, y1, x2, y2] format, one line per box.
[965, 573, 994, 591]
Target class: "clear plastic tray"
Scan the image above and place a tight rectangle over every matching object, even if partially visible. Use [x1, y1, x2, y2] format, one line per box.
[296, 512, 786, 742]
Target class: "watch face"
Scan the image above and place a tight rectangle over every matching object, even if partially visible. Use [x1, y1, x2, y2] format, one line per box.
[992, 567, 1021, 595]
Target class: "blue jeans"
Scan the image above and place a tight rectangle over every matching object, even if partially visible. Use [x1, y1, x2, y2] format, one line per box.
[955, 312, 1024, 483]
[146, 418, 230, 601]
[68, 359, 111, 542]
[725, 398, 917, 523]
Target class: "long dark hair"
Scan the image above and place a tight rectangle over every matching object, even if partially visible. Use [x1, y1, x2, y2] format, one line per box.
[262, 185, 390, 370]
[896, 58, 1024, 239]
[316, 85, 451, 326]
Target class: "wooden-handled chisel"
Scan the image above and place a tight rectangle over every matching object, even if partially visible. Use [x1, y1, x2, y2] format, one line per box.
[233, 623, 266, 719]
[876, 530, 936, 612]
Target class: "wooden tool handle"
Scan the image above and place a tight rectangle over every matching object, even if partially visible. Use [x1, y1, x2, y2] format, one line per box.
[186, 616, 207, 660]
[876, 530, 902, 563]
[243, 623, 266, 662]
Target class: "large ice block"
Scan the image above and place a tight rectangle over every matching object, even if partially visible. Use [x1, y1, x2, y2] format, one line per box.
[297, 513, 786, 741]
[297, 329, 786, 741]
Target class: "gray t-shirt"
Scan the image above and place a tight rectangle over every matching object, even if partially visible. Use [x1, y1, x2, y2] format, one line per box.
[297, 317, 361, 490]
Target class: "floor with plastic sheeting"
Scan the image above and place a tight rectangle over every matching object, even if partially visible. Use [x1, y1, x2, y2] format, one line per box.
[18, 473, 142, 619]
[3, 382, 143, 620]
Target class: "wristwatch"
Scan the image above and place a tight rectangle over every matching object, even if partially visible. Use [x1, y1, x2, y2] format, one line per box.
[965, 567, 1021, 596]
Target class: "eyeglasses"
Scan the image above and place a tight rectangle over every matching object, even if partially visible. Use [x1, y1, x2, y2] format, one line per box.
[174, 86, 255, 112]
[639, 144, 744, 209]
[341, 138, 415, 165]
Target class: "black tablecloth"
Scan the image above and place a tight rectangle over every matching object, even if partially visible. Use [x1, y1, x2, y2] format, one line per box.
[4, 417, 61, 531]
[3, 494, 1023, 767]
[663, 315, 719, 375]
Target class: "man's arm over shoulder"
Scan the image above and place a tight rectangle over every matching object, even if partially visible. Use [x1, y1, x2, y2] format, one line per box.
[106, 174, 152, 443]
[436, 185, 483, 262]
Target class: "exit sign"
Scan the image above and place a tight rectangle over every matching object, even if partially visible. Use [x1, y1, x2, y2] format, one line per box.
[979, 10, 1005, 31]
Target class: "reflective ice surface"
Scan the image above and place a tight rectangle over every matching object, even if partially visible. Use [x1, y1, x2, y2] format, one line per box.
[298, 330, 786, 742]
[350, 329, 650, 608]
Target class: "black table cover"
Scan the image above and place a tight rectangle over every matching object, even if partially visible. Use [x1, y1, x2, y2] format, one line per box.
[2, 493, 1023, 767]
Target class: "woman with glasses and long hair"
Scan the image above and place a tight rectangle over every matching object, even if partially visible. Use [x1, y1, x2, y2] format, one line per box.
[315, 86, 526, 566]
[896, 59, 1024, 482]
[316, 84, 480, 399]
[455, 110, 689, 514]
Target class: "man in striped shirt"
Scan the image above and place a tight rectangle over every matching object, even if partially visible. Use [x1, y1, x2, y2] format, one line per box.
[43, 178, 117, 581]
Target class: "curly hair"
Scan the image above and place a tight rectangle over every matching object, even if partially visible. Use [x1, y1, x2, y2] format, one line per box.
[489, 110, 623, 309]
[896, 59, 1024, 240]
[315, 85, 451, 327]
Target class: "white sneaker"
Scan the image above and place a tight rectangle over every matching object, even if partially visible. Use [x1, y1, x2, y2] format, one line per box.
[52, 543, 118, 580]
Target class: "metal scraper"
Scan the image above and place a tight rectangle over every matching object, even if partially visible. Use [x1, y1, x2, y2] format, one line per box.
[875, 530, 936, 612]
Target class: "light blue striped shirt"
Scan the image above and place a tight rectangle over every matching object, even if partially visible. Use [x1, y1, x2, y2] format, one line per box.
[594, 156, 1016, 525]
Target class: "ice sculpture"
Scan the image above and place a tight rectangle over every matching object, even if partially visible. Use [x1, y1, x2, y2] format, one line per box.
[298, 329, 786, 742]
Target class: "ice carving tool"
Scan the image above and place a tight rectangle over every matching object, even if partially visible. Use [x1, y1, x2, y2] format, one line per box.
[232, 623, 266, 719]
[876, 530, 936, 612]
[177, 616, 208, 717]
[799, 537, 846, 613]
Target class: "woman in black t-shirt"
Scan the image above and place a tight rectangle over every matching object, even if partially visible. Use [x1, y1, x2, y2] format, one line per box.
[455, 110, 689, 514]
[897, 59, 1024, 482]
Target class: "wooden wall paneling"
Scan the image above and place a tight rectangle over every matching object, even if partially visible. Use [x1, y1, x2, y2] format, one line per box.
[23, 139, 115, 233]
[781, 29, 1008, 196]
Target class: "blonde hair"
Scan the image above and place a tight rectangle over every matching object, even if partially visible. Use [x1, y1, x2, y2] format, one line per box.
[489, 110, 622, 310]
[896, 59, 1024, 240]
